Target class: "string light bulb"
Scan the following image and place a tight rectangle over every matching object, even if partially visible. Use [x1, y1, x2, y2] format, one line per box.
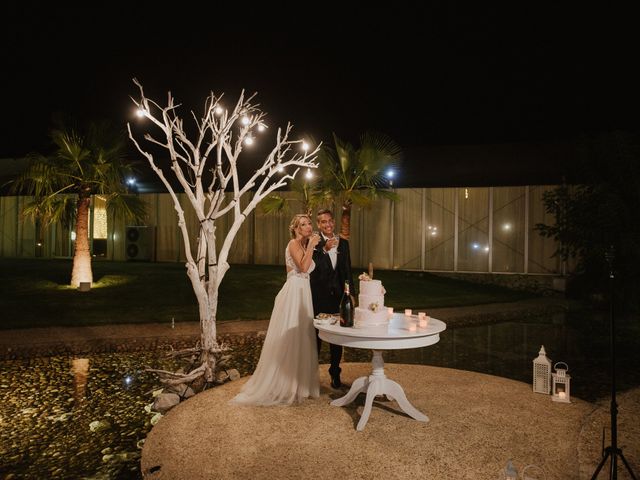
[302, 141, 309, 152]
[244, 136, 254, 146]
[241, 116, 250, 126]
[305, 168, 313, 179]
[136, 105, 146, 118]
[214, 105, 224, 115]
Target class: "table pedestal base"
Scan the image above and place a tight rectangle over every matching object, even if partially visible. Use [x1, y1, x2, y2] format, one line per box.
[330, 350, 429, 431]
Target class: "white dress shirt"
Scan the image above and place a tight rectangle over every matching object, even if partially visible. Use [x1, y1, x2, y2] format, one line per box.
[322, 233, 338, 269]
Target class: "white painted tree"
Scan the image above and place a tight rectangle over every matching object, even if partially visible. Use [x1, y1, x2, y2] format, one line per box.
[127, 79, 319, 385]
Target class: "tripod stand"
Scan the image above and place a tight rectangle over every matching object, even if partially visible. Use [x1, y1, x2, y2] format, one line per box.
[591, 247, 637, 480]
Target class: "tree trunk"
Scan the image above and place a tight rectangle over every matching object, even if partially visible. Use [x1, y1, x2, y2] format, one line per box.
[340, 200, 352, 240]
[71, 194, 93, 288]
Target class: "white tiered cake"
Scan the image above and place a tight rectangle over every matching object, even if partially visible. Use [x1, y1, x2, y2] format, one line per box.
[354, 274, 389, 328]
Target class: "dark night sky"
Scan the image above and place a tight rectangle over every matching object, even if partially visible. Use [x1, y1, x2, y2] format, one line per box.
[2, 4, 638, 185]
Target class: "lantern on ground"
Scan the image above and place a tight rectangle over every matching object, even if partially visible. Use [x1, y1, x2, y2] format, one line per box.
[551, 362, 571, 403]
[532, 345, 552, 394]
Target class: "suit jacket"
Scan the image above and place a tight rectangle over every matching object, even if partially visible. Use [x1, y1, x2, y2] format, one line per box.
[310, 236, 355, 317]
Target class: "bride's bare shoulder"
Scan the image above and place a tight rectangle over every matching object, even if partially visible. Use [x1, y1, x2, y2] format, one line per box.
[287, 239, 301, 251]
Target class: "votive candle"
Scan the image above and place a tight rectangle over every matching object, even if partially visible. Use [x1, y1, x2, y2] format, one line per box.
[404, 309, 412, 317]
[387, 307, 394, 318]
[419, 318, 428, 328]
[408, 323, 417, 332]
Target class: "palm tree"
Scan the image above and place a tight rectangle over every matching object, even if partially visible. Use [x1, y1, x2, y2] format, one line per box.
[315, 132, 402, 239]
[12, 121, 147, 288]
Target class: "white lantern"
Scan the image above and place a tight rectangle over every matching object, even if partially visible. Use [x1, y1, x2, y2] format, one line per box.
[551, 362, 571, 403]
[532, 345, 552, 394]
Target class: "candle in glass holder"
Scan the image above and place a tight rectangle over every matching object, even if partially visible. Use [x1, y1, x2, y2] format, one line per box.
[404, 309, 412, 317]
[408, 323, 417, 332]
[387, 307, 394, 318]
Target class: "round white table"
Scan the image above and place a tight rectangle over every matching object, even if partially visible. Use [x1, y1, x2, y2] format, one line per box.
[315, 314, 446, 431]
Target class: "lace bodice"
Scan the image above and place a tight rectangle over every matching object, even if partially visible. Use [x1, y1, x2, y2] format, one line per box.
[285, 245, 315, 279]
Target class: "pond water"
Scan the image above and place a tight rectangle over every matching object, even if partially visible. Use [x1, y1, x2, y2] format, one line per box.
[1, 311, 638, 479]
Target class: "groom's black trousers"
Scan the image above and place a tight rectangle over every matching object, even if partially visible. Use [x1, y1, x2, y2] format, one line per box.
[315, 330, 342, 377]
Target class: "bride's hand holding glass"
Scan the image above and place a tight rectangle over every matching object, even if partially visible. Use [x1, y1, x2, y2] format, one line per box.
[308, 232, 321, 249]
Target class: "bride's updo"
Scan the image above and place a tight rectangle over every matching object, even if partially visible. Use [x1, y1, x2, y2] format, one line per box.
[289, 214, 311, 239]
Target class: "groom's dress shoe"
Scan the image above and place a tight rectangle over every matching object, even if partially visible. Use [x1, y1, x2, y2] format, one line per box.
[330, 375, 342, 389]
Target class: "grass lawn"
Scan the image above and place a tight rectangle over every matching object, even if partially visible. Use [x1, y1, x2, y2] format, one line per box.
[0, 258, 537, 329]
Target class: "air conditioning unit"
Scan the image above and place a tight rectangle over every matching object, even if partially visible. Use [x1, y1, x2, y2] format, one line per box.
[125, 226, 154, 261]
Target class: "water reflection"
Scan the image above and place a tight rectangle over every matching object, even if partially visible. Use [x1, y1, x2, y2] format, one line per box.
[1, 312, 638, 478]
[71, 357, 89, 403]
[342, 311, 640, 402]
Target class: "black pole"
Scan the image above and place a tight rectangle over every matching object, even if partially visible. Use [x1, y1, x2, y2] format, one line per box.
[590, 246, 637, 480]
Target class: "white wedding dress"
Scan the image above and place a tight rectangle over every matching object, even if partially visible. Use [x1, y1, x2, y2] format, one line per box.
[230, 246, 320, 405]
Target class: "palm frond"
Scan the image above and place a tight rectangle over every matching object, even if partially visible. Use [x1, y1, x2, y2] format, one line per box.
[106, 194, 147, 224]
[260, 195, 288, 214]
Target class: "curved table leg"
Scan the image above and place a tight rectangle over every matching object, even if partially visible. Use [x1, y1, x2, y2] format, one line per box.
[357, 378, 382, 431]
[385, 379, 429, 422]
[330, 376, 368, 407]
[331, 350, 429, 431]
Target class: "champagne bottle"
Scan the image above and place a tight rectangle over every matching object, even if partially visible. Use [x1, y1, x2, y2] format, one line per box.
[339, 281, 354, 327]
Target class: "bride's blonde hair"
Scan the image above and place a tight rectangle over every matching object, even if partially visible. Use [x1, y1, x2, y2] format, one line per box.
[289, 214, 311, 239]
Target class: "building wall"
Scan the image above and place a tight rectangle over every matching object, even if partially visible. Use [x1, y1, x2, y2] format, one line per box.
[0, 186, 564, 275]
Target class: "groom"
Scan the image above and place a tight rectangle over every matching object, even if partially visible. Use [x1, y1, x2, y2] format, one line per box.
[310, 209, 354, 389]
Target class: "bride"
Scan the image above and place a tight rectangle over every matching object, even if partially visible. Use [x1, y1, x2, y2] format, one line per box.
[230, 214, 321, 405]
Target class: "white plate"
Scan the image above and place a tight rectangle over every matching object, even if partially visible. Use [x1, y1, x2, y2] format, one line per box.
[314, 315, 338, 325]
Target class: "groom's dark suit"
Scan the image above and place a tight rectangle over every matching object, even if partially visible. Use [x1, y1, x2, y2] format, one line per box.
[310, 235, 355, 383]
